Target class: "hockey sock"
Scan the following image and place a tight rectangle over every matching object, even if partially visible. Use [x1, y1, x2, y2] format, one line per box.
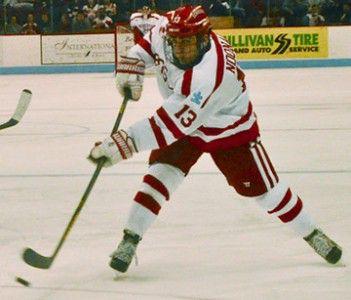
[125, 163, 185, 236]
[255, 182, 316, 237]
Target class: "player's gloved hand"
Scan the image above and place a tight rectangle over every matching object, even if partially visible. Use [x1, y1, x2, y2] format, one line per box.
[88, 130, 137, 167]
[116, 56, 145, 101]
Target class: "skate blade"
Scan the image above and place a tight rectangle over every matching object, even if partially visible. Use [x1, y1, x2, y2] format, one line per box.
[113, 270, 127, 281]
[334, 258, 347, 267]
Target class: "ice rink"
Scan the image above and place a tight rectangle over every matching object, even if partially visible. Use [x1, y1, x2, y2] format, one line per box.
[0, 67, 350, 299]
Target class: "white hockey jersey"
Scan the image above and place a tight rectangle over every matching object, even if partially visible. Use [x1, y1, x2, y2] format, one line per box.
[129, 12, 160, 36]
[126, 17, 260, 153]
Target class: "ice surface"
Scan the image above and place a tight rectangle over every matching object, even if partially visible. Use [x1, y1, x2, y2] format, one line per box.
[0, 67, 350, 299]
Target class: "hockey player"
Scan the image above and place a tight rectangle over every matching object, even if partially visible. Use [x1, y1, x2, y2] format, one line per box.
[129, 6, 160, 42]
[89, 5, 342, 273]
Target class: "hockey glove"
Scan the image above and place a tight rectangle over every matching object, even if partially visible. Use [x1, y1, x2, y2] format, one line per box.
[88, 130, 137, 167]
[116, 56, 145, 101]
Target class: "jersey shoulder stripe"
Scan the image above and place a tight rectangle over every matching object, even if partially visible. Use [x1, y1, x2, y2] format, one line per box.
[181, 69, 193, 97]
[135, 18, 166, 59]
[137, 37, 155, 59]
[200, 32, 225, 108]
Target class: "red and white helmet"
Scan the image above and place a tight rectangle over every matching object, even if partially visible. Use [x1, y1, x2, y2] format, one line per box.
[164, 5, 212, 69]
[166, 5, 211, 37]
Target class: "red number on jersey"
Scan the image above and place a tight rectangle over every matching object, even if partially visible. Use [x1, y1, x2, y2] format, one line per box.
[174, 105, 197, 127]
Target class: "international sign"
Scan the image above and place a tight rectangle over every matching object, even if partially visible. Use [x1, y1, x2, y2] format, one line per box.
[41, 34, 114, 65]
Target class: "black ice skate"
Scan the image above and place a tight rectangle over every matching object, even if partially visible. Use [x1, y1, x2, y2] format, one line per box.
[304, 229, 342, 264]
[109, 229, 141, 273]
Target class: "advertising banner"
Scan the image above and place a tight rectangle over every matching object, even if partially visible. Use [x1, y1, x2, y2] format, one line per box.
[41, 34, 114, 65]
[215, 27, 328, 60]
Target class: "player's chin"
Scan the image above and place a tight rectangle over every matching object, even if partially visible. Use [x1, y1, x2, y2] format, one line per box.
[178, 57, 196, 66]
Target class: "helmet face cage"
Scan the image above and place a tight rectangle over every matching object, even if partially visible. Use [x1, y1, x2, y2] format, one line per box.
[164, 33, 210, 70]
[165, 5, 211, 70]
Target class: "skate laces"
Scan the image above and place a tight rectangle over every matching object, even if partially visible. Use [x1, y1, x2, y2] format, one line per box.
[110, 239, 137, 263]
[305, 229, 334, 257]
[110, 230, 141, 265]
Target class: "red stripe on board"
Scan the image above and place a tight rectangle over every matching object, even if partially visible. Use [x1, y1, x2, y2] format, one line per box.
[181, 69, 193, 97]
[268, 189, 292, 214]
[199, 102, 253, 136]
[134, 192, 161, 215]
[143, 175, 170, 200]
[149, 117, 167, 148]
[156, 107, 185, 139]
[201, 32, 225, 108]
[279, 198, 303, 223]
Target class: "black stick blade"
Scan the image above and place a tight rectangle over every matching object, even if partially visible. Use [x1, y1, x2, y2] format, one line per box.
[22, 248, 53, 269]
[0, 118, 18, 130]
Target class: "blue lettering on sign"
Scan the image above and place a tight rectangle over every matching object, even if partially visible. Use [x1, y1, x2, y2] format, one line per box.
[190, 92, 203, 105]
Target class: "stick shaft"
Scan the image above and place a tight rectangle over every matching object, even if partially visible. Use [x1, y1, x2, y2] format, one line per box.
[47, 95, 129, 263]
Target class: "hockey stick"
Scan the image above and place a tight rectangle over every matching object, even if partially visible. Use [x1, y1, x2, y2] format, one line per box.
[0, 89, 32, 131]
[22, 91, 130, 269]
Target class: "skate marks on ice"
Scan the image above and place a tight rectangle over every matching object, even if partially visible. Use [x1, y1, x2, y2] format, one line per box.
[1, 267, 218, 300]
[1, 285, 216, 300]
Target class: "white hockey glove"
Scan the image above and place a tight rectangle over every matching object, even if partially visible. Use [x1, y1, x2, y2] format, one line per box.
[88, 130, 137, 167]
[116, 56, 145, 101]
